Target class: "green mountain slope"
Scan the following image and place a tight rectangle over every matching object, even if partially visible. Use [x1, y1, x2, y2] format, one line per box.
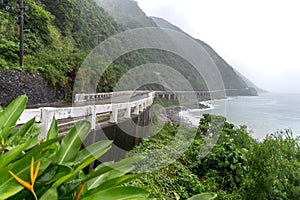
[97, 0, 157, 28]
[95, 0, 259, 95]
[151, 17, 258, 96]
[0, 0, 125, 91]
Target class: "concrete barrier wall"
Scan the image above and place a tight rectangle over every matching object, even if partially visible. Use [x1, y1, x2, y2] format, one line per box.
[17, 91, 155, 138]
[74, 91, 149, 102]
[85, 108, 152, 162]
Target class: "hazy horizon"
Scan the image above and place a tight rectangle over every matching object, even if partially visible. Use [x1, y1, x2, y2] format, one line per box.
[136, 0, 300, 94]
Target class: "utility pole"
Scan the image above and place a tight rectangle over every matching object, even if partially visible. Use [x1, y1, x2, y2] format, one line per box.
[19, 0, 24, 67]
[0, 0, 29, 67]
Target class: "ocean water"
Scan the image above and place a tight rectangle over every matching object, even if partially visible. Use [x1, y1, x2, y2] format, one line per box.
[181, 93, 300, 139]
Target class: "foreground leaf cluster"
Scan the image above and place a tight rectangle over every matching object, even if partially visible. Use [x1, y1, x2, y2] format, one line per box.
[0, 95, 149, 199]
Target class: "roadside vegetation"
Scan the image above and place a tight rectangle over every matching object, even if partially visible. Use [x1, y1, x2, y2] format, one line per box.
[0, 0, 125, 96]
[128, 114, 300, 199]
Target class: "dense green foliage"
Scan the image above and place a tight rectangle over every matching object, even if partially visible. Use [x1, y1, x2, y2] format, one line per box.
[1, 0, 257, 99]
[0, 95, 150, 199]
[128, 113, 300, 199]
[244, 131, 300, 199]
[0, 0, 124, 94]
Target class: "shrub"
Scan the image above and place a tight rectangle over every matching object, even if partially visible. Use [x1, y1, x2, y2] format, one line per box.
[243, 131, 300, 199]
[130, 161, 206, 199]
[194, 142, 248, 191]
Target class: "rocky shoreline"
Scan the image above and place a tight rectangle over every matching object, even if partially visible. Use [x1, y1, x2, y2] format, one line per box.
[164, 102, 212, 128]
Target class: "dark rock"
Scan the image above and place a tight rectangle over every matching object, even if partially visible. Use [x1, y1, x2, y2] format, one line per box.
[0, 70, 66, 107]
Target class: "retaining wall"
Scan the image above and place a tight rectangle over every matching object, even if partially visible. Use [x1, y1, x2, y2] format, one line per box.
[0, 70, 65, 107]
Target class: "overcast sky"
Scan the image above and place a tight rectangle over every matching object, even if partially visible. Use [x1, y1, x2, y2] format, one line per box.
[136, 0, 300, 93]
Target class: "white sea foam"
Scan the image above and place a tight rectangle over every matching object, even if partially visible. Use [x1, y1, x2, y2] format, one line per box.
[178, 101, 216, 126]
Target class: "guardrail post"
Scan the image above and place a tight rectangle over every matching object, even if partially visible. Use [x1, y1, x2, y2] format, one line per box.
[133, 104, 139, 115]
[124, 106, 131, 118]
[87, 106, 96, 130]
[110, 107, 118, 123]
[41, 108, 54, 139]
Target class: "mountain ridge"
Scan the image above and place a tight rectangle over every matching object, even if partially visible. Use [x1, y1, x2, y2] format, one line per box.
[93, 0, 260, 95]
[151, 16, 257, 94]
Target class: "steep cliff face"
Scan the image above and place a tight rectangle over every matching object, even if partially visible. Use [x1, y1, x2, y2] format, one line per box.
[0, 71, 65, 107]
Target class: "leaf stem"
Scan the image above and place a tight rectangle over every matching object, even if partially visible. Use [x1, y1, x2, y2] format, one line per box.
[75, 182, 86, 200]
[32, 190, 38, 200]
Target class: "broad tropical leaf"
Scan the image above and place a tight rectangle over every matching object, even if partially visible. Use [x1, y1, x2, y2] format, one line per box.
[81, 186, 149, 200]
[87, 165, 134, 190]
[86, 156, 144, 182]
[40, 188, 58, 200]
[51, 144, 110, 189]
[12, 137, 62, 164]
[46, 117, 58, 141]
[11, 118, 35, 140]
[43, 164, 73, 185]
[0, 95, 27, 130]
[83, 174, 142, 197]
[53, 121, 91, 164]
[74, 140, 113, 167]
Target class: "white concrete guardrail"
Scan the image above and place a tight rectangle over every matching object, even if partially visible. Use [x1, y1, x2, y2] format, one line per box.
[17, 91, 155, 138]
[74, 90, 148, 103]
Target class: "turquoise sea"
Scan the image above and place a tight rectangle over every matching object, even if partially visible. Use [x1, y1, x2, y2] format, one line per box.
[181, 93, 300, 139]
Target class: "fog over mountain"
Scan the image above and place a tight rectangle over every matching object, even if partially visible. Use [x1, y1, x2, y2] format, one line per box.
[136, 0, 300, 94]
[97, 0, 259, 96]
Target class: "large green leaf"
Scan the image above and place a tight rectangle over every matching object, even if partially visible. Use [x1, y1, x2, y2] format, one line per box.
[56, 169, 88, 199]
[0, 95, 27, 130]
[56, 170, 87, 198]
[0, 134, 38, 169]
[0, 127, 14, 142]
[81, 186, 149, 200]
[40, 188, 58, 200]
[51, 145, 111, 188]
[87, 165, 134, 190]
[12, 118, 35, 139]
[83, 174, 142, 197]
[187, 193, 217, 200]
[37, 164, 73, 186]
[53, 121, 91, 164]
[11, 137, 62, 164]
[46, 117, 59, 151]
[46, 117, 58, 141]
[86, 156, 144, 182]
[74, 140, 113, 167]
[57, 178, 86, 198]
